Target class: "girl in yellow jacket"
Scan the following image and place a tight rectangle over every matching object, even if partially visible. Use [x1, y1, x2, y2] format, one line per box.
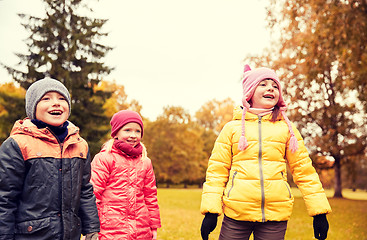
[200, 65, 331, 240]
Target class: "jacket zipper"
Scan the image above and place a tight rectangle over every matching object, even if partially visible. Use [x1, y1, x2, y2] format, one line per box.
[227, 171, 238, 197]
[258, 116, 266, 222]
[47, 127, 65, 220]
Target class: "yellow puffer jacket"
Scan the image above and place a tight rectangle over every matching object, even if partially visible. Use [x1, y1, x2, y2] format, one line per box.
[200, 106, 331, 222]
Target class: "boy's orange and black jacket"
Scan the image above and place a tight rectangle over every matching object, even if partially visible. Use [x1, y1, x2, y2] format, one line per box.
[0, 119, 100, 240]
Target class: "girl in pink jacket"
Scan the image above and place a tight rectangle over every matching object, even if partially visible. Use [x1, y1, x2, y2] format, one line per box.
[91, 110, 161, 240]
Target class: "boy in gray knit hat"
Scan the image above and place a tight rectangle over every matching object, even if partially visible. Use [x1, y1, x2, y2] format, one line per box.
[25, 77, 71, 120]
[0, 77, 100, 240]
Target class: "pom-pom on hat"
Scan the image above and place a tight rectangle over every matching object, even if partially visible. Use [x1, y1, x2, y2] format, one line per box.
[25, 77, 71, 120]
[110, 110, 144, 138]
[238, 64, 298, 153]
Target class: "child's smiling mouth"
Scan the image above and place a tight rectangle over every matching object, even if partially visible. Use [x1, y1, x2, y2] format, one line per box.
[49, 110, 63, 115]
[263, 94, 275, 99]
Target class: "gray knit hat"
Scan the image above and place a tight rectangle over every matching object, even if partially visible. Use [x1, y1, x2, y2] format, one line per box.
[25, 77, 71, 119]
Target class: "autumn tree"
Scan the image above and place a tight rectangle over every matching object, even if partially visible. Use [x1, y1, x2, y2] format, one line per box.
[0, 83, 26, 143]
[195, 98, 235, 185]
[95, 80, 143, 146]
[1, 0, 114, 157]
[195, 97, 235, 134]
[144, 106, 207, 187]
[246, 0, 367, 197]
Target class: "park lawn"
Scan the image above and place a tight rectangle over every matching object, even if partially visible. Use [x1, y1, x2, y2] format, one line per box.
[156, 188, 367, 240]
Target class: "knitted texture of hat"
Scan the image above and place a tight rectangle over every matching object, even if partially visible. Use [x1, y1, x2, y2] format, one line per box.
[238, 65, 298, 153]
[25, 77, 71, 120]
[110, 110, 144, 138]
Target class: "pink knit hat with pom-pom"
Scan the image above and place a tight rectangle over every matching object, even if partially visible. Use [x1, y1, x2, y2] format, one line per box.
[238, 64, 298, 153]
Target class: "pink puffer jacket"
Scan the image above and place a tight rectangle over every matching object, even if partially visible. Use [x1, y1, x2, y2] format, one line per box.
[91, 144, 161, 240]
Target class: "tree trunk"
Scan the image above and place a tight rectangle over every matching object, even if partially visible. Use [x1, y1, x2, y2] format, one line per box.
[333, 156, 343, 198]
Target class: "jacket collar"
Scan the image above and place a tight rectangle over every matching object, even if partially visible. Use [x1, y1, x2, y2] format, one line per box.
[10, 118, 79, 143]
[232, 105, 282, 121]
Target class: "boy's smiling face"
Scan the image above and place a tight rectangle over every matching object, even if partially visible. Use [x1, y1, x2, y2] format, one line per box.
[35, 91, 69, 127]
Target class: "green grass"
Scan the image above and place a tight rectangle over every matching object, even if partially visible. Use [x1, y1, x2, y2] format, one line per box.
[156, 188, 367, 240]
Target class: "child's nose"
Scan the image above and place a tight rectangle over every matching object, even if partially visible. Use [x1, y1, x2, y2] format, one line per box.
[52, 98, 61, 105]
[130, 131, 138, 138]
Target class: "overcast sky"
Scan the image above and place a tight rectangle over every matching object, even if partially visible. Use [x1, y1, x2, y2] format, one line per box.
[0, 0, 271, 120]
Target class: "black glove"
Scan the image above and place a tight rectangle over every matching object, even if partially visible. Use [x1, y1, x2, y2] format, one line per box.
[200, 213, 218, 240]
[313, 214, 329, 240]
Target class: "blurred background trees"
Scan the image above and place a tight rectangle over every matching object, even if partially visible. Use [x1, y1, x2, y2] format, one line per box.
[195, 98, 235, 134]
[0, 83, 26, 143]
[1, 0, 366, 193]
[144, 106, 206, 187]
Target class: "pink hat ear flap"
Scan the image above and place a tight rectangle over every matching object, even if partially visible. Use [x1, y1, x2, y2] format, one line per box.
[242, 95, 251, 109]
[281, 111, 299, 153]
[238, 107, 249, 151]
[239, 64, 252, 151]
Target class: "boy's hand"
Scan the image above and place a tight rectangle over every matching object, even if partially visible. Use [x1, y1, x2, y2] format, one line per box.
[85, 232, 99, 240]
[200, 213, 218, 240]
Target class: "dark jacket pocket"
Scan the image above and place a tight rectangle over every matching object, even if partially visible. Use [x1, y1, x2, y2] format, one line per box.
[15, 217, 51, 234]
